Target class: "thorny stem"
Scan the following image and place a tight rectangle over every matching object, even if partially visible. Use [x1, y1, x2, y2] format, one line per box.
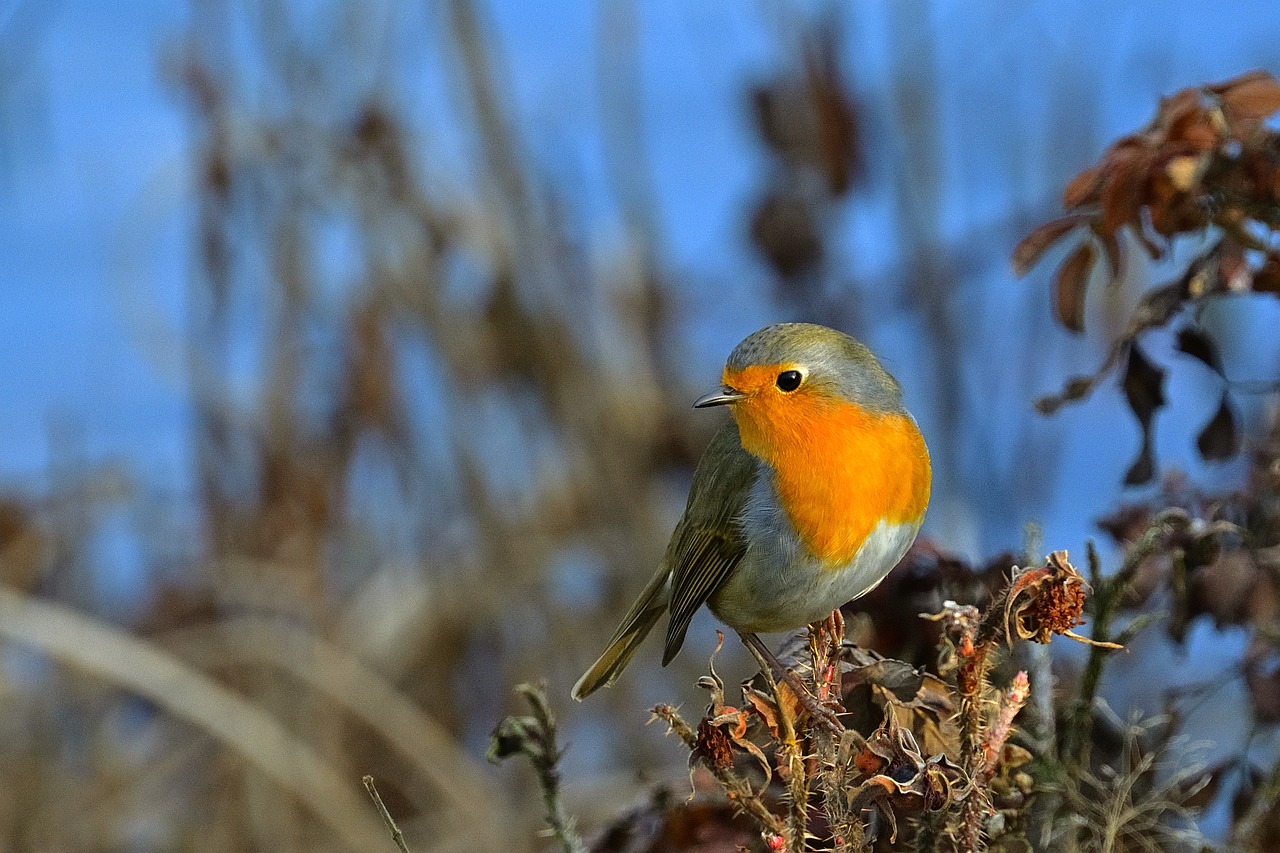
[812, 615, 870, 853]
[739, 629, 844, 736]
[957, 642, 992, 778]
[782, 738, 809, 853]
[362, 775, 411, 853]
[956, 639, 993, 853]
[945, 564, 1043, 853]
[652, 704, 786, 838]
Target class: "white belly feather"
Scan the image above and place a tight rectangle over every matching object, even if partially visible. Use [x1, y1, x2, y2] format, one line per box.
[708, 469, 921, 633]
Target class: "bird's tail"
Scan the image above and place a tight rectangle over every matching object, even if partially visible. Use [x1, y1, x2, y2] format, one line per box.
[571, 566, 670, 701]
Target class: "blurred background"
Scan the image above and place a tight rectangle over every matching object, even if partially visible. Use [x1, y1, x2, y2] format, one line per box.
[2, 0, 1280, 850]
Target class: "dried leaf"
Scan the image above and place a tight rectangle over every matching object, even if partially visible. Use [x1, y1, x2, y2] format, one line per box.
[1011, 215, 1083, 276]
[1196, 392, 1241, 462]
[1214, 69, 1280, 125]
[1123, 342, 1166, 426]
[1254, 254, 1280, 294]
[847, 712, 971, 837]
[846, 660, 925, 703]
[1035, 375, 1098, 414]
[1124, 434, 1157, 487]
[1096, 225, 1123, 282]
[1053, 242, 1096, 333]
[1175, 326, 1224, 374]
[1063, 164, 1105, 207]
[1190, 549, 1258, 628]
[1099, 143, 1151, 233]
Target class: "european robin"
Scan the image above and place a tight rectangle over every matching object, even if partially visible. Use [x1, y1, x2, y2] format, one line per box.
[572, 323, 930, 718]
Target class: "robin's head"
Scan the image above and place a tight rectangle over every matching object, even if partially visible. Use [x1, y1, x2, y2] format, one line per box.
[693, 323, 906, 457]
[696, 323, 901, 411]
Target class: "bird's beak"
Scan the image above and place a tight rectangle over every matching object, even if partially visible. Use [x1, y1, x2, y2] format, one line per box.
[693, 386, 747, 408]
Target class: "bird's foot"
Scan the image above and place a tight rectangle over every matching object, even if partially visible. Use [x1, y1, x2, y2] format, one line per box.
[778, 666, 844, 736]
[738, 630, 844, 736]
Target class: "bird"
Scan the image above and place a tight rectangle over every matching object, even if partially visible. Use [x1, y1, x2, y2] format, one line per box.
[572, 323, 930, 720]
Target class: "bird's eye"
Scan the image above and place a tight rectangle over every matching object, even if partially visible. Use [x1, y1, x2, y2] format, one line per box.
[776, 370, 803, 392]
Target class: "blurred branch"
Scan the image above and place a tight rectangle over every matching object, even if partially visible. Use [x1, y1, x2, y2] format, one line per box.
[439, 0, 541, 268]
[597, 0, 663, 257]
[489, 683, 588, 853]
[0, 585, 389, 851]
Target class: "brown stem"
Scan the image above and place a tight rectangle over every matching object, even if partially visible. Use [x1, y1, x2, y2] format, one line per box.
[362, 776, 411, 853]
[652, 704, 786, 838]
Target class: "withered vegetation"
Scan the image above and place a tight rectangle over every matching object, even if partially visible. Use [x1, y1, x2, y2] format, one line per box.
[493, 70, 1280, 852]
[5, 3, 1280, 851]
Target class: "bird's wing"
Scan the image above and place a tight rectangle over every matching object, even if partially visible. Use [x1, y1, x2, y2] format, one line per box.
[662, 422, 757, 665]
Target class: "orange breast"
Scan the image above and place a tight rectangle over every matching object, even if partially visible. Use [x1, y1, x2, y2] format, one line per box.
[730, 376, 931, 566]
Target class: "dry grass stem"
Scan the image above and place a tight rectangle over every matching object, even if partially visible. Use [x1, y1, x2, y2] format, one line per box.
[362, 776, 411, 853]
[0, 586, 389, 850]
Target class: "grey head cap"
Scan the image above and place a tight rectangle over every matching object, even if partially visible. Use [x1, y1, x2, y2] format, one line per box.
[726, 323, 904, 413]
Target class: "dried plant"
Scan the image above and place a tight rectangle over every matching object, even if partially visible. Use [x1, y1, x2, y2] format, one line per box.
[495, 553, 1106, 852]
[1014, 69, 1280, 484]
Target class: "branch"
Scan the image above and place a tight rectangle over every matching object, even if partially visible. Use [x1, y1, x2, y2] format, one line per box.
[488, 683, 587, 853]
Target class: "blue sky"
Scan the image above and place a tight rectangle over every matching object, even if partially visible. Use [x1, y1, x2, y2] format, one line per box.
[3, 0, 1280, 607]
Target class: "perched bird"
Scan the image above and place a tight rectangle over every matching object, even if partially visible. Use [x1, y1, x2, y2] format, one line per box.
[573, 323, 930, 712]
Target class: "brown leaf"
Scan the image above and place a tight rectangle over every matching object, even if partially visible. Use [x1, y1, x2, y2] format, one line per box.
[1011, 216, 1084, 276]
[742, 684, 801, 743]
[1189, 549, 1258, 627]
[1126, 281, 1187, 335]
[1159, 89, 1220, 149]
[1096, 224, 1123, 282]
[1219, 238, 1251, 291]
[1213, 69, 1280, 125]
[1053, 242, 1096, 333]
[1035, 375, 1099, 415]
[1123, 342, 1166, 426]
[749, 188, 822, 279]
[1099, 143, 1151, 233]
[1196, 392, 1241, 462]
[846, 660, 925, 703]
[1121, 333, 1172, 484]
[1063, 164, 1105, 207]
[1124, 433, 1157, 487]
[1255, 254, 1280, 295]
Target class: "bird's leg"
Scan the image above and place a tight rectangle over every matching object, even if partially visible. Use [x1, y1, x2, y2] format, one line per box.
[814, 611, 844, 704]
[737, 630, 844, 735]
[826, 608, 845, 641]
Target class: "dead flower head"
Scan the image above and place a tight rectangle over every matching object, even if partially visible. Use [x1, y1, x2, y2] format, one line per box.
[848, 711, 972, 841]
[1002, 551, 1120, 648]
